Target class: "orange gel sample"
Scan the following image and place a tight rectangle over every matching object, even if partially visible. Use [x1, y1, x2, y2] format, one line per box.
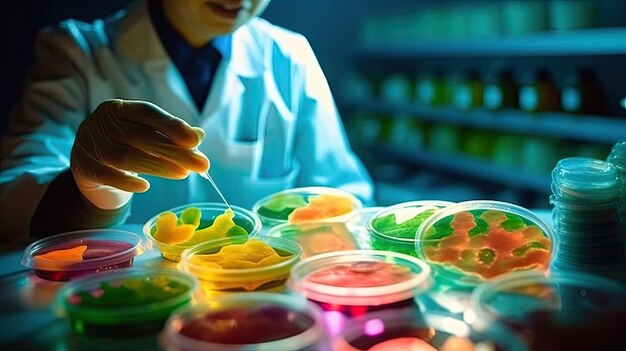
[289, 195, 354, 223]
[34, 245, 88, 262]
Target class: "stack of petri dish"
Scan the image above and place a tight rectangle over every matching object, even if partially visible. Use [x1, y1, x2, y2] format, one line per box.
[607, 141, 626, 248]
[550, 157, 623, 267]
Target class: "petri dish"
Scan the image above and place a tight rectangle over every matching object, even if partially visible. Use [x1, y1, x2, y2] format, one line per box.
[264, 221, 360, 259]
[53, 268, 197, 337]
[143, 202, 262, 262]
[334, 308, 527, 351]
[367, 200, 454, 257]
[160, 292, 328, 351]
[178, 236, 301, 294]
[288, 250, 432, 317]
[252, 187, 363, 227]
[469, 270, 626, 351]
[415, 200, 555, 288]
[21, 229, 144, 281]
[551, 158, 618, 200]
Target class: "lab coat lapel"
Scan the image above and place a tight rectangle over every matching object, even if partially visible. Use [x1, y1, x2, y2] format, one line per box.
[113, 0, 198, 121]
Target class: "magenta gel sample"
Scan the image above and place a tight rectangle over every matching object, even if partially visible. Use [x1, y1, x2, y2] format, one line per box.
[180, 305, 315, 344]
[289, 251, 432, 318]
[306, 261, 414, 288]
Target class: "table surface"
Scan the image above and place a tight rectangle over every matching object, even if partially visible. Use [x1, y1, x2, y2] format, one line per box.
[1, 208, 625, 350]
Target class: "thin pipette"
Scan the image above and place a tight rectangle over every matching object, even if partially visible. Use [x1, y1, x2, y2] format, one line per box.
[199, 171, 233, 211]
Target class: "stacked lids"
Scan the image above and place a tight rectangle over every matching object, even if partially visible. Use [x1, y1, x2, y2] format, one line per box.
[550, 157, 623, 266]
[607, 141, 626, 248]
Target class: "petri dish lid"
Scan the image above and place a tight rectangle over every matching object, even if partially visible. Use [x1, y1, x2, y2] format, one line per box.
[551, 157, 618, 191]
[288, 250, 432, 307]
[415, 200, 555, 288]
[607, 141, 626, 170]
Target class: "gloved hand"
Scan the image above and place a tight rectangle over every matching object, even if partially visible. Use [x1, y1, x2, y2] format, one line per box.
[71, 99, 209, 208]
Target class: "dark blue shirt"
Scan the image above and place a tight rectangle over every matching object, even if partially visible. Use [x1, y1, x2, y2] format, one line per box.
[148, 0, 232, 111]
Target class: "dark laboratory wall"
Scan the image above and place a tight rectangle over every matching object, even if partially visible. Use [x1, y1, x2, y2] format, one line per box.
[0, 0, 132, 137]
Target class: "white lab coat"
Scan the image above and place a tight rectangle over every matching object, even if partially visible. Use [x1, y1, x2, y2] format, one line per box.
[0, 1, 374, 241]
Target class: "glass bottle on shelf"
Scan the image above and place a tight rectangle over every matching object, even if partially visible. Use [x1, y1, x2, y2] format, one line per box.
[452, 70, 484, 111]
[561, 69, 605, 115]
[483, 69, 518, 111]
[518, 69, 560, 113]
[380, 73, 414, 103]
[415, 69, 447, 106]
[342, 71, 376, 103]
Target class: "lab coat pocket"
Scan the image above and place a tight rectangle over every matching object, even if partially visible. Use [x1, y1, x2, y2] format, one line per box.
[242, 160, 301, 207]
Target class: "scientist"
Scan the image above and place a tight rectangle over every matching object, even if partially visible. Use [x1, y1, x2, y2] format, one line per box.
[0, 0, 374, 242]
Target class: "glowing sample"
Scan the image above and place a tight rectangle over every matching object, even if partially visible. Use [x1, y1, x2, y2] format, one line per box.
[369, 202, 451, 257]
[306, 261, 414, 287]
[188, 240, 294, 270]
[32, 240, 135, 281]
[253, 187, 362, 225]
[56, 269, 195, 337]
[151, 207, 248, 246]
[289, 194, 355, 223]
[269, 222, 358, 258]
[420, 209, 552, 282]
[34, 245, 87, 262]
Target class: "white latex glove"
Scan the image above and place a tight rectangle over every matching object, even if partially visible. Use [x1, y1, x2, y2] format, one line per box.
[71, 99, 209, 209]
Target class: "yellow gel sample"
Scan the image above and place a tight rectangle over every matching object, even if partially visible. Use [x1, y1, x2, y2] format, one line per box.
[152, 212, 196, 245]
[152, 208, 248, 246]
[288, 194, 354, 223]
[189, 240, 293, 270]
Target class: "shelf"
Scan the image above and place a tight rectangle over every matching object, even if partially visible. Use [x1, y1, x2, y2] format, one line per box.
[374, 145, 552, 194]
[356, 27, 626, 58]
[344, 100, 626, 144]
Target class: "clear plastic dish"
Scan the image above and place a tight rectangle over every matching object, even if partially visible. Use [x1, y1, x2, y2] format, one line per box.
[469, 270, 626, 351]
[21, 229, 145, 281]
[264, 221, 360, 259]
[551, 157, 618, 190]
[288, 250, 432, 317]
[415, 200, 555, 288]
[53, 268, 197, 337]
[160, 292, 328, 351]
[333, 307, 527, 351]
[143, 202, 262, 262]
[252, 186, 363, 227]
[366, 200, 454, 257]
[178, 236, 301, 294]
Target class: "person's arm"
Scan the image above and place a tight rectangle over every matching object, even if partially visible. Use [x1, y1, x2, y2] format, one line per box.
[0, 24, 127, 242]
[290, 37, 375, 206]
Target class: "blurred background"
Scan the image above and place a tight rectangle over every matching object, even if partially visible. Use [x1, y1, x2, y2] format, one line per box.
[2, 0, 626, 209]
